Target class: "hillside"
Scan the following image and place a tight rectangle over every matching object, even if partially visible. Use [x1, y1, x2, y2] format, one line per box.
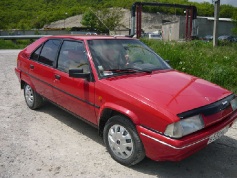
[1, 0, 237, 30]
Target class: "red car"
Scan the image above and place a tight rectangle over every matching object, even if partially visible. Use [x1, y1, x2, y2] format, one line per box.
[15, 35, 237, 166]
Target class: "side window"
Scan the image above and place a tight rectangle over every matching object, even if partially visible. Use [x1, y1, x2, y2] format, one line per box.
[30, 45, 42, 61]
[38, 40, 61, 66]
[57, 41, 89, 73]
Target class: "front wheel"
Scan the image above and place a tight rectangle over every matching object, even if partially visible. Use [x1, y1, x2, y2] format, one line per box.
[103, 115, 145, 166]
[24, 84, 44, 109]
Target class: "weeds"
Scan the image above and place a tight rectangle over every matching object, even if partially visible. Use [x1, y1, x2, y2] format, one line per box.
[0, 40, 32, 49]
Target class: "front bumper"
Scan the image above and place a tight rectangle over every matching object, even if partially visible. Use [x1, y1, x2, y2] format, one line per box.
[137, 110, 237, 161]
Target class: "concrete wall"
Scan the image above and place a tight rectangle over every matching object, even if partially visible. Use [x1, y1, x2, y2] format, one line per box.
[218, 21, 235, 36]
[142, 13, 179, 33]
[195, 18, 235, 37]
[162, 21, 180, 41]
[162, 17, 235, 41]
[109, 30, 130, 36]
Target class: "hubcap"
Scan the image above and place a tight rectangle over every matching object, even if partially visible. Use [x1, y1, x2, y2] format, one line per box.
[25, 85, 34, 107]
[108, 124, 133, 159]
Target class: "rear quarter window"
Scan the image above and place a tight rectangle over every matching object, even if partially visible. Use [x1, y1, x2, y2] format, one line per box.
[30, 45, 42, 61]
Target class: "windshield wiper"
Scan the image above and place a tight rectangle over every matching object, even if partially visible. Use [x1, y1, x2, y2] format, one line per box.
[106, 68, 153, 74]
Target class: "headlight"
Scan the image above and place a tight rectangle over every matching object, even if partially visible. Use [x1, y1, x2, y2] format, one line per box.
[230, 97, 237, 111]
[164, 115, 204, 138]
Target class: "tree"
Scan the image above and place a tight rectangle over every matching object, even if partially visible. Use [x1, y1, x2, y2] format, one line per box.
[96, 8, 124, 32]
[81, 10, 97, 30]
[17, 19, 31, 31]
[220, 5, 235, 18]
[232, 10, 237, 34]
[81, 8, 124, 33]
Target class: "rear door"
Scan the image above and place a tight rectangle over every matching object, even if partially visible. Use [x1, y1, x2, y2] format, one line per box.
[53, 40, 97, 125]
[29, 39, 62, 101]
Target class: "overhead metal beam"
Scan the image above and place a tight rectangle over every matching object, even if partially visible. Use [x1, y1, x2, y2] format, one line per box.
[130, 2, 197, 38]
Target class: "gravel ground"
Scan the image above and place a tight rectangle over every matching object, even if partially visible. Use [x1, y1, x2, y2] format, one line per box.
[0, 50, 237, 178]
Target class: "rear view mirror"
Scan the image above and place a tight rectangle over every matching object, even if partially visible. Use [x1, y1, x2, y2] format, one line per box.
[69, 69, 90, 80]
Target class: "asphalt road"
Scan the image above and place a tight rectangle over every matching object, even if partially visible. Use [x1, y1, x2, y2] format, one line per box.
[0, 50, 237, 178]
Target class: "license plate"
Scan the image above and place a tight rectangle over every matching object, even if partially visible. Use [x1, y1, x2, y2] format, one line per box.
[207, 126, 229, 144]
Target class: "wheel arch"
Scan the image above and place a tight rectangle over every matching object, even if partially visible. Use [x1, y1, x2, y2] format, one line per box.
[20, 80, 26, 89]
[98, 103, 140, 136]
[20, 77, 36, 91]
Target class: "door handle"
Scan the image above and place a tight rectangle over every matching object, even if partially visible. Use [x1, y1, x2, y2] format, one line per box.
[55, 74, 61, 80]
[30, 64, 34, 69]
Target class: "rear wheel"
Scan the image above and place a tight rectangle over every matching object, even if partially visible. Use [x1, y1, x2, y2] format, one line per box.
[103, 115, 145, 166]
[24, 84, 44, 109]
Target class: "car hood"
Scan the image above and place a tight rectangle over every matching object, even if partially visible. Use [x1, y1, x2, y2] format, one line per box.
[102, 70, 232, 117]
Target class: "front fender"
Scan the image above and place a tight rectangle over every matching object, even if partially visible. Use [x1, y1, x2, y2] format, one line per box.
[98, 102, 140, 125]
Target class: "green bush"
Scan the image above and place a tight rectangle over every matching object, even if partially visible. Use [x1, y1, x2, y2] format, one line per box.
[0, 40, 32, 49]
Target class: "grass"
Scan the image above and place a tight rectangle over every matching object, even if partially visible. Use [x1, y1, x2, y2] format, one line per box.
[141, 39, 237, 94]
[0, 40, 32, 49]
[1, 38, 237, 93]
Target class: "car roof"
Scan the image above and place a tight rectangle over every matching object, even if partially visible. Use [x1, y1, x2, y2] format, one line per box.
[44, 35, 134, 41]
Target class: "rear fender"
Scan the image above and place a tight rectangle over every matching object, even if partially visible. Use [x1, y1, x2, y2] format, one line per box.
[15, 68, 21, 83]
[20, 70, 36, 91]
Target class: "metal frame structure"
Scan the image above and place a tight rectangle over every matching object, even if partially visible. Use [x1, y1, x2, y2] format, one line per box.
[130, 2, 197, 40]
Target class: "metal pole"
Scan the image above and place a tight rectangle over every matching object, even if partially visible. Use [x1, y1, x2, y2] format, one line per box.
[185, 9, 189, 41]
[136, 5, 142, 38]
[213, 0, 220, 47]
[189, 9, 193, 40]
[130, 4, 136, 36]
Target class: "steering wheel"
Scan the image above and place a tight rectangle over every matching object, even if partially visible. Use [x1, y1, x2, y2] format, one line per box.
[131, 59, 144, 64]
[77, 63, 89, 68]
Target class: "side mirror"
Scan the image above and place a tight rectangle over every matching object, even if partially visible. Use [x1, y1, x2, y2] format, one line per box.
[69, 69, 91, 80]
[165, 60, 170, 64]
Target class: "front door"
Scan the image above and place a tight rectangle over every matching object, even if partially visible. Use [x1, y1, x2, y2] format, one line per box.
[53, 40, 97, 125]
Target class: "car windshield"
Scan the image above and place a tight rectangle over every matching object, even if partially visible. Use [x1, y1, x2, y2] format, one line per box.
[87, 39, 171, 78]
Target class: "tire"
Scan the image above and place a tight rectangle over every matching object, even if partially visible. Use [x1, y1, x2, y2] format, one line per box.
[103, 115, 145, 166]
[24, 84, 44, 109]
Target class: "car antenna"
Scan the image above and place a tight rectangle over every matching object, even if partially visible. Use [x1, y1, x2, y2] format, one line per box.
[89, 8, 111, 34]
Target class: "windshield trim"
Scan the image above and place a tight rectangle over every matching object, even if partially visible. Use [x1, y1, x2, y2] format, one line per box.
[100, 68, 174, 79]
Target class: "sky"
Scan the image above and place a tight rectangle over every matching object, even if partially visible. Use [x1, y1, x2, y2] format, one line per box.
[189, 0, 237, 7]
